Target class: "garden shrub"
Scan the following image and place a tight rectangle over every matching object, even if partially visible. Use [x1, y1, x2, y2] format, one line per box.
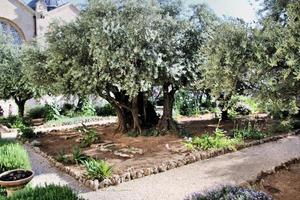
[95, 104, 116, 116]
[60, 103, 76, 116]
[83, 159, 112, 181]
[0, 117, 30, 128]
[56, 149, 69, 164]
[234, 128, 266, 140]
[185, 129, 242, 151]
[186, 186, 272, 200]
[72, 146, 88, 164]
[80, 101, 96, 116]
[44, 104, 61, 121]
[5, 184, 83, 200]
[18, 126, 36, 139]
[270, 119, 293, 133]
[27, 106, 47, 119]
[77, 125, 100, 148]
[0, 140, 31, 173]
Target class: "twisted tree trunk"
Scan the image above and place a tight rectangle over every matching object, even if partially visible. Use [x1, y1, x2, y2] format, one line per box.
[157, 83, 179, 133]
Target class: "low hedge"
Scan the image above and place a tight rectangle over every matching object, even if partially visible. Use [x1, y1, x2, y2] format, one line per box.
[3, 185, 83, 200]
[186, 186, 272, 200]
[0, 140, 31, 173]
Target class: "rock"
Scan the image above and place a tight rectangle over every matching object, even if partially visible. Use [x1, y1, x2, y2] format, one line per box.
[113, 151, 133, 158]
[119, 147, 143, 155]
[93, 179, 99, 190]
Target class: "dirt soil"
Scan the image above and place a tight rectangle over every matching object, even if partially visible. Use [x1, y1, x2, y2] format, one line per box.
[36, 114, 280, 176]
[254, 161, 300, 200]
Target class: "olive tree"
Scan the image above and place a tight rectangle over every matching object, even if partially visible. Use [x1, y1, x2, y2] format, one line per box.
[0, 36, 39, 117]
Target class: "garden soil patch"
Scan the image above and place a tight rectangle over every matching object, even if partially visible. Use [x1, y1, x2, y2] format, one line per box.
[36, 115, 283, 177]
[254, 161, 300, 200]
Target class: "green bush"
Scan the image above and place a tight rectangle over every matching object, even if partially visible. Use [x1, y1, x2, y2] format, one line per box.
[185, 129, 242, 151]
[77, 125, 100, 148]
[186, 186, 272, 200]
[95, 104, 116, 116]
[0, 140, 31, 173]
[83, 159, 112, 181]
[27, 106, 47, 119]
[5, 185, 83, 200]
[44, 104, 61, 121]
[80, 101, 96, 116]
[72, 147, 88, 164]
[234, 128, 266, 140]
[55, 149, 69, 164]
[18, 126, 36, 139]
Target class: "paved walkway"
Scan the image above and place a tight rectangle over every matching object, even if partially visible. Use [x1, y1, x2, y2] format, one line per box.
[80, 135, 300, 200]
[4, 133, 300, 200]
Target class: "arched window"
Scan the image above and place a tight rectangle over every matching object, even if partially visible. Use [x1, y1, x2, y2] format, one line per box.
[0, 20, 24, 45]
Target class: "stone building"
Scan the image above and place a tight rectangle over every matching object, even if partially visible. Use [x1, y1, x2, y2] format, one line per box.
[0, 0, 79, 116]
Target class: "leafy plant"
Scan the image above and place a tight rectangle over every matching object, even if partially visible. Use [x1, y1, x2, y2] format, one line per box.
[77, 125, 100, 148]
[44, 104, 61, 121]
[0, 140, 31, 173]
[83, 159, 112, 181]
[56, 149, 68, 164]
[185, 128, 242, 151]
[5, 184, 83, 200]
[186, 185, 272, 200]
[95, 104, 116, 117]
[18, 126, 36, 139]
[80, 101, 96, 117]
[233, 122, 267, 140]
[27, 106, 47, 119]
[72, 146, 88, 164]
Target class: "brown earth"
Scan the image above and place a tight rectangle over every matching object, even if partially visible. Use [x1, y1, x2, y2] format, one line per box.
[254, 161, 300, 200]
[35, 114, 280, 176]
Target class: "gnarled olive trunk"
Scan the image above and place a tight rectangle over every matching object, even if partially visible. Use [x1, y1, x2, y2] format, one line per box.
[14, 98, 27, 117]
[157, 83, 179, 133]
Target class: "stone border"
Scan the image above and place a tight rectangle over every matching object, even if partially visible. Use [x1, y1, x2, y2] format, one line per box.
[26, 129, 300, 191]
[240, 156, 300, 187]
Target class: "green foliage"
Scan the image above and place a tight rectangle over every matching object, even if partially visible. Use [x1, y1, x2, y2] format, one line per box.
[72, 146, 88, 165]
[0, 140, 31, 173]
[18, 126, 36, 139]
[185, 128, 242, 151]
[44, 104, 61, 121]
[80, 101, 96, 117]
[95, 104, 116, 117]
[77, 125, 100, 148]
[234, 127, 266, 140]
[83, 159, 112, 181]
[5, 184, 83, 200]
[10, 117, 27, 129]
[251, 1, 300, 107]
[45, 116, 106, 127]
[56, 149, 68, 164]
[27, 106, 47, 119]
[0, 36, 40, 117]
[270, 119, 293, 133]
[186, 185, 272, 200]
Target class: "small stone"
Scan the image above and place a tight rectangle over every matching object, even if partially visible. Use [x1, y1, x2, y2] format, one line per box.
[113, 151, 133, 158]
[93, 180, 99, 190]
[30, 140, 41, 147]
[158, 164, 167, 172]
[136, 170, 143, 178]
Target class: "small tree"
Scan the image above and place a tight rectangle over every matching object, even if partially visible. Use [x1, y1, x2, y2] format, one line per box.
[198, 19, 254, 120]
[0, 36, 39, 117]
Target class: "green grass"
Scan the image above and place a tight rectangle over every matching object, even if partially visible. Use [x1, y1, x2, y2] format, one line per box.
[3, 185, 84, 200]
[0, 140, 31, 173]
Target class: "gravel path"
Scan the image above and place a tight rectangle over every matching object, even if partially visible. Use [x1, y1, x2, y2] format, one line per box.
[24, 145, 91, 193]
[80, 135, 300, 200]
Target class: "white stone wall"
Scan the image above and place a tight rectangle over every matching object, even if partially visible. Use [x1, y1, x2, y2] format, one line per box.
[0, 0, 35, 41]
[36, 3, 79, 42]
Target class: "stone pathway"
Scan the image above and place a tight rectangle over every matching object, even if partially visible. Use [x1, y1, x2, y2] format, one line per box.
[80, 135, 300, 200]
[24, 144, 91, 193]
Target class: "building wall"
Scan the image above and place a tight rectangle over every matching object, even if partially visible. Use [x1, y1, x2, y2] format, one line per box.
[0, 0, 35, 41]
